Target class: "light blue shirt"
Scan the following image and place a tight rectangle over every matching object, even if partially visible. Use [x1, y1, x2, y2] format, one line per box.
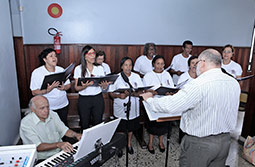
[20, 111, 68, 159]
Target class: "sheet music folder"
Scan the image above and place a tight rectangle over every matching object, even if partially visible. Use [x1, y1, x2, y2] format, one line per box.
[77, 74, 119, 86]
[155, 87, 179, 95]
[40, 62, 76, 90]
[113, 86, 153, 93]
[154, 79, 188, 95]
[236, 75, 255, 81]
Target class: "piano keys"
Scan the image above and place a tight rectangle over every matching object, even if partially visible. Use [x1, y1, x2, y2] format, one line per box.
[35, 133, 126, 167]
[35, 142, 79, 167]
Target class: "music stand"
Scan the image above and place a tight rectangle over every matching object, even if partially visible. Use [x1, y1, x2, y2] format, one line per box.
[73, 118, 121, 162]
[123, 85, 132, 167]
[142, 100, 181, 167]
[157, 116, 181, 167]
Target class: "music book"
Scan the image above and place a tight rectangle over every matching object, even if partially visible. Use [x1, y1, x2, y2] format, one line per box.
[236, 75, 254, 81]
[153, 79, 188, 95]
[154, 86, 179, 95]
[77, 74, 119, 86]
[113, 86, 153, 93]
[142, 101, 181, 121]
[40, 62, 76, 90]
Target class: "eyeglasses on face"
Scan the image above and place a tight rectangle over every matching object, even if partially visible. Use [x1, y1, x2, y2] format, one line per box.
[86, 51, 96, 56]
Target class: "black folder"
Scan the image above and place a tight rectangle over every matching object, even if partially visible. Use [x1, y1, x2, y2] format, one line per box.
[113, 86, 153, 93]
[154, 79, 188, 95]
[236, 75, 255, 81]
[155, 86, 179, 95]
[40, 62, 76, 90]
[77, 74, 119, 86]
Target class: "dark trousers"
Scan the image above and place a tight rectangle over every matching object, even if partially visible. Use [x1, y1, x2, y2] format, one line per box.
[78, 93, 104, 130]
[180, 133, 231, 167]
[53, 105, 69, 126]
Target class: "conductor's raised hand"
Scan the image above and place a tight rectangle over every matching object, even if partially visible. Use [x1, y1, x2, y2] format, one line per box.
[140, 92, 154, 101]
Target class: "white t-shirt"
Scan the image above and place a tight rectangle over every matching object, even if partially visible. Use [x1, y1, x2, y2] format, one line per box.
[222, 60, 242, 78]
[143, 70, 174, 89]
[170, 53, 191, 85]
[73, 64, 105, 96]
[30, 66, 70, 110]
[108, 72, 143, 120]
[102, 62, 111, 75]
[177, 71, 194, 89]
[134, 55, 154, 75]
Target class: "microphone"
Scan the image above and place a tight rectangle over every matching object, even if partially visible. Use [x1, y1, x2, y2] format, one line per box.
[121, 71, 133, 89]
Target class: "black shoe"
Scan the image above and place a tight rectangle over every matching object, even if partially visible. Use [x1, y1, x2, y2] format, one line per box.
[147, 145, 155, 154]
[117, 150, 123, 158]
[159, 144, 165, 153]
[128, 146, 134, 154]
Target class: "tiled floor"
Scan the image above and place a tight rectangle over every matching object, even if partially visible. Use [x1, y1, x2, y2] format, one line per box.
[103, 111, 253, 167]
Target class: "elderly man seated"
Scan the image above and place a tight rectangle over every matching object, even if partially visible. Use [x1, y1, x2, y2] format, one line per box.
[20, 95, 82, 161]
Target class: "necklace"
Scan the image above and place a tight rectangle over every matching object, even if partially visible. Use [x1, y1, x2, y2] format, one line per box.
[154, 72, 163, 86]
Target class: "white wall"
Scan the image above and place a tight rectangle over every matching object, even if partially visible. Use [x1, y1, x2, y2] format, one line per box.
[10, 0, 22, 36]
[0, 0, 21, 145]
[16, 0, 255, 46]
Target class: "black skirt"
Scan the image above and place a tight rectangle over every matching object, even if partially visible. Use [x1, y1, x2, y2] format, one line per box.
[116, 117, 140, 132]
[146, 121, 171, 136]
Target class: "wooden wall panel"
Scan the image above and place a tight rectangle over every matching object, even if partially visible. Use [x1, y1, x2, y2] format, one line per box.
[13, 39, 255, 137]
[16, 43, 252, 107]
[13, 37, 29, 108]
[242, 56, 255, 138]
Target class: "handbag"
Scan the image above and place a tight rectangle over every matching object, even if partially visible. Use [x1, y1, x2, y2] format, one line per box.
[243, 136, 255, 165]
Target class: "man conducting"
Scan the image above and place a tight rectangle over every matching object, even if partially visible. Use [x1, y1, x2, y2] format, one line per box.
[141, 49, 240, 167]
[20, 95, 82, 160]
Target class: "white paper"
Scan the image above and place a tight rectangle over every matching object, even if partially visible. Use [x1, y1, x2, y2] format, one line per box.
[142, 100, 181, 121]
[73, 118, 121, 161]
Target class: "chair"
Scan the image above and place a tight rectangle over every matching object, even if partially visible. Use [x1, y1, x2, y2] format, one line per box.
[239, 91, 248, 112]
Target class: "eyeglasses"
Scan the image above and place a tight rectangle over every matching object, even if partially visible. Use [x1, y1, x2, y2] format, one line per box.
[86, 51, 96, 56]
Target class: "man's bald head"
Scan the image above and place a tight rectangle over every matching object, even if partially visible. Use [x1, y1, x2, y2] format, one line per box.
[199, 49, 222, 67]
[29, 95, 48, 110]
[29, 95, 49, 122]
[196, 49, 222, 76]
